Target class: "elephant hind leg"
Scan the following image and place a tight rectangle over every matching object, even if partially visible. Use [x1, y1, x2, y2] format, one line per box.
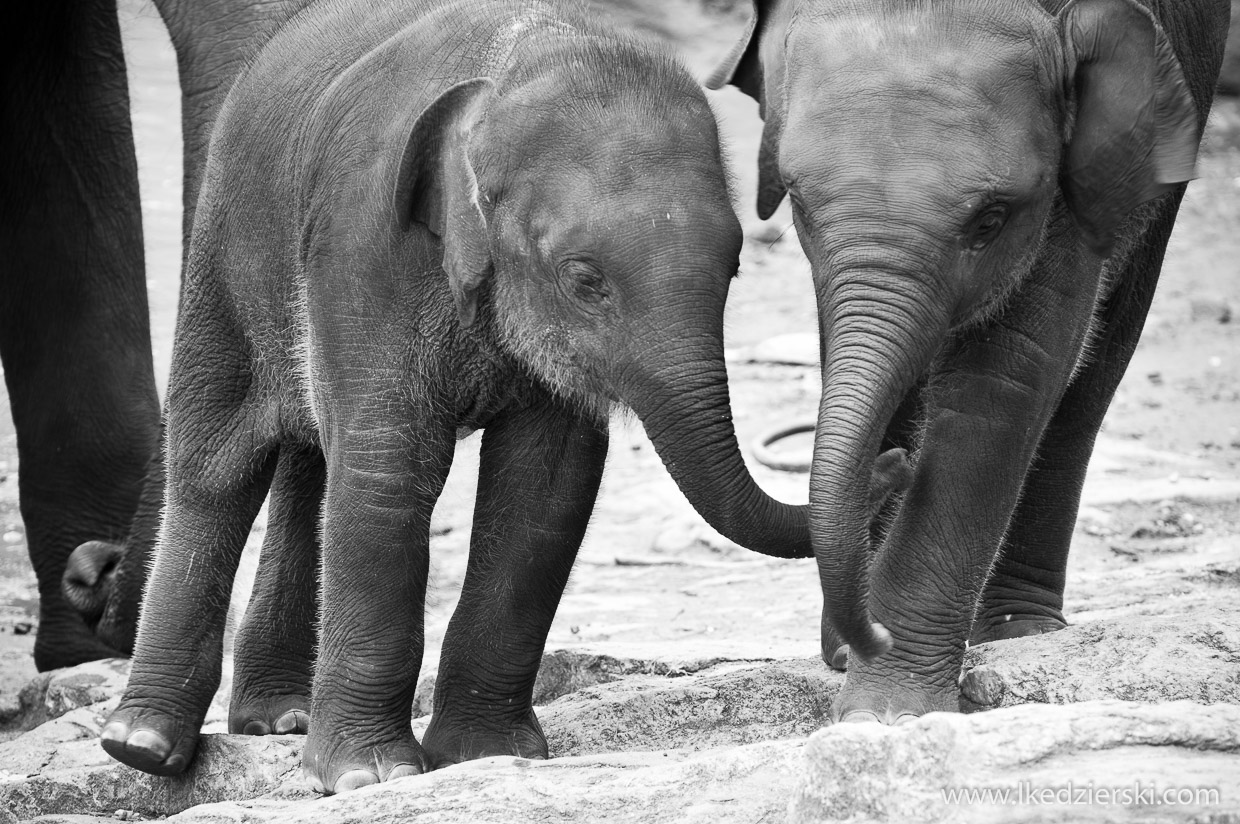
[422, 398, 607, 768]
[229, 441, 325, 737]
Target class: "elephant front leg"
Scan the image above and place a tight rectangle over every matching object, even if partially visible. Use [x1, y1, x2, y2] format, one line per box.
[834, 251, 1104, 722]
[229, 443, 325, 736]
[422, 399, 607, 768]
[302, 418, 455, 795]
[973, 197, 1183, 645]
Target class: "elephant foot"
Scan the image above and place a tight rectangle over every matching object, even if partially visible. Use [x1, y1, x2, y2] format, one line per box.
[831, 653, 959, 724]
[421, 708, 548, 769]
[228, 691, 310, 736]
[302, 727, 429, 794]
[100, 702, 200, 776]
[969, 614, 1066, 645]
[832, 681, 956, 725]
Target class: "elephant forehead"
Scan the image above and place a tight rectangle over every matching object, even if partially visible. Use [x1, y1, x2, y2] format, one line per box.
[515, 199, 736, 263]
[790, 3, 1061, 103]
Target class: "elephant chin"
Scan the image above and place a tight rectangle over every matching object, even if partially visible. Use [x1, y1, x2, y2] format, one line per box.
[621, 355, 811, 560]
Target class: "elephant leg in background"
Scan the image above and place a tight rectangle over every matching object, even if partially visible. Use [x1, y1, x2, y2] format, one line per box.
[973, 194, 1184, 644]
[59, 0, 324, 650]
[835, 219, 1106, 722]
[303, 405, 456, 795]
[101, 273, 278, 776]
[0, 0, 161, 672]
[422, 398, 607, 768]
[63, 428, 165, 656]
[228, 442, 325, 736]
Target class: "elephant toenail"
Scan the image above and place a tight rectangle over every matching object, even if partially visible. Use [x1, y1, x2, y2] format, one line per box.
[840, 710, 881, 724]
[274, 710, 309, 734]
[243, 720, 271, 736]
[127, 729, 171, 759]
[387, 763, 423, 781]
[100, 721, 129, 745]
[335, 769, 381, 793]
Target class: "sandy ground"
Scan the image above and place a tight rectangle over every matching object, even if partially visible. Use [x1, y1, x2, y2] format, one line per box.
[2, 0, 1238, 730]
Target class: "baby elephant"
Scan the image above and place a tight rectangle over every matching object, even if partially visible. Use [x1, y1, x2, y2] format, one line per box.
[101, 0, 810, 795]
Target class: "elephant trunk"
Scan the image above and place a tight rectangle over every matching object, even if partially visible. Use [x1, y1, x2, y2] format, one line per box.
[621, 336, 810, 559]
[810, 274, 949, 658]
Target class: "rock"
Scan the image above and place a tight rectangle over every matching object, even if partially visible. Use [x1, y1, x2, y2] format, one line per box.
[790, 701, 1240, 823]
[159, 740, 806, 824]
[413, 649, 725, 717]
[0, 705, 110, 777]
[12, 659, 129, 731]
[534, 649, 674, 704]
[960, 610, 1240, 711]
[542, 657, 840, 756]
[0, 734, 304, 824]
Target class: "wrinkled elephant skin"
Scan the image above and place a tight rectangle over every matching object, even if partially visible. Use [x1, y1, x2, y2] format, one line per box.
[711, 0, 1230, 720]
[101, 0, 811, 796]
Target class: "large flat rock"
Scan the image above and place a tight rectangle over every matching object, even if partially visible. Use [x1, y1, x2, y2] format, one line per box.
[1, 733, 303, 824]
[7, 610, 1240, 822]
[792, 701, 1240, 823]
[961, 607, 1240, 710]
[160, 742, 804, 824]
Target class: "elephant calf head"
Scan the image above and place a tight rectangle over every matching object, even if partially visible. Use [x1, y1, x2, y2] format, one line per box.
[391, 45, 811, 559]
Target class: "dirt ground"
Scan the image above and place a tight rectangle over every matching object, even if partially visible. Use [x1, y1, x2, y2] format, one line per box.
[1, 0, 1238, 736]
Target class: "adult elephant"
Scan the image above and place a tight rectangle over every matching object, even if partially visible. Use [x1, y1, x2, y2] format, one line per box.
[1, 0, 160, 671]
[709, 0, 1229, 721]
[4, 0, 317, 671]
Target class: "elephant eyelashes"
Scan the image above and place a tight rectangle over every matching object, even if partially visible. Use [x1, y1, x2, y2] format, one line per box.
[561, 261, 609, 304]
[963, 203, 1010, 250]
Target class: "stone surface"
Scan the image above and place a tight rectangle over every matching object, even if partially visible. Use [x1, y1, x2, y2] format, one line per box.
[0, 734, 303, 824]
[790, 701, 1240, 824]
[960, 609, 1240, 711]
[543, 657, 839, 757]
[161, 740, 805, 824]
[10, 660, 129, 732]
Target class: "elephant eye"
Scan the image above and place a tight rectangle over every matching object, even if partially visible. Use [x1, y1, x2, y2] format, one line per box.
[559, 260, 609, 305]
[964, 203, 1010, 250]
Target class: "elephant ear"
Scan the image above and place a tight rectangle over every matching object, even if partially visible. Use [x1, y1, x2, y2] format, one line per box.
[394, 77, 496, 327]
[705, 0, 788, 219]
[705, 2, 761, 96]
[1058, 0, 1200, 256]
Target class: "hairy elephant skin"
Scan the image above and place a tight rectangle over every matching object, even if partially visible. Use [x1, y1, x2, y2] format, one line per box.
[100, 0, 811, 796]
[1, 0, 162, 671]
[711, 0, 1230, 721]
